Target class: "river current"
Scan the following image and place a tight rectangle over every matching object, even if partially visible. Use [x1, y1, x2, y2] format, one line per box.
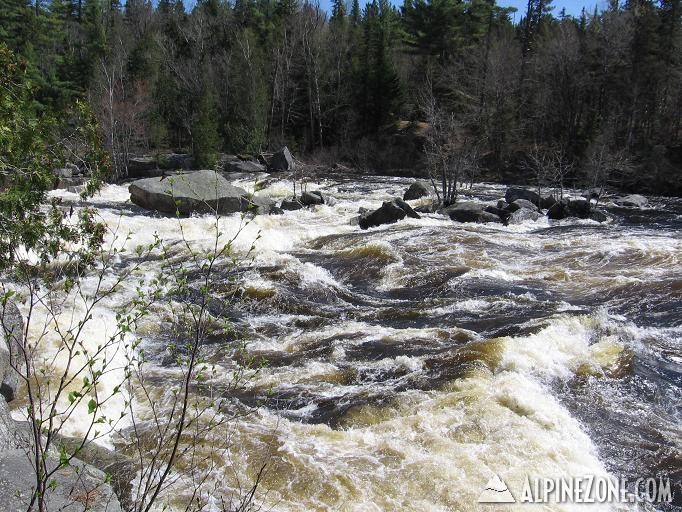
[32, 174, 682, 510]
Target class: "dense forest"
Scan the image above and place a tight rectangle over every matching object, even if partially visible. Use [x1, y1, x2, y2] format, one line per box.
[1, 0, 681, 194]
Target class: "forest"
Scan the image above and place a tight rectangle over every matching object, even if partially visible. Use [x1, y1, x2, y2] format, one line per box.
[1, 0, 681, 195]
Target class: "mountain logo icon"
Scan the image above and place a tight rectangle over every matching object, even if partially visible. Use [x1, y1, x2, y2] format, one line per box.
[477, 473, 516, 503]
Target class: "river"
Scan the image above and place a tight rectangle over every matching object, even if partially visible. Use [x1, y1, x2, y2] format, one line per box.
[42, 174, 682, 511]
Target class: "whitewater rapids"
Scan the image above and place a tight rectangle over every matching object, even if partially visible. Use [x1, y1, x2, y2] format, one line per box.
[18, 175, 682, 511]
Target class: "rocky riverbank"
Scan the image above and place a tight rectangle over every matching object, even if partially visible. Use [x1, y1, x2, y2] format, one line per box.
[0, 302, 122, 512]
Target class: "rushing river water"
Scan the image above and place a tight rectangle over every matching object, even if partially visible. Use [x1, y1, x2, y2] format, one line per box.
[39, 174, 682, 511]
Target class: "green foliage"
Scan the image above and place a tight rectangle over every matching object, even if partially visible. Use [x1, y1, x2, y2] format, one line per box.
[192, 90, 222, 168]
[0, 44, 108, 271]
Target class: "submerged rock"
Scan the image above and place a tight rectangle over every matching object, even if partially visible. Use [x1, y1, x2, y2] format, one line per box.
[403, 181, 431, 201]
[359, 198, 420, 229]
[129, 170, 249, 215]
[615, 194, 648, 208]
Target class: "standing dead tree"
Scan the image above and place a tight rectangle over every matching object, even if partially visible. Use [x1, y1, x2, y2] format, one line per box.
[420, 82, 480, 207]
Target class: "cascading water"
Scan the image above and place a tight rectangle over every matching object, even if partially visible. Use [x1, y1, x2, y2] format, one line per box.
[22, 174, 681, 511]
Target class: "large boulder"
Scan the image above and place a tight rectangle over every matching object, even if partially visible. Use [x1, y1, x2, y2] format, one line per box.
[442, 202, 502, 224]
[506, 199, 539, 212]
[505, 187, 541, 207]
[224, 160, 265, 174]
[300, 191, 324, 206]
[403, 181, 431, 201]
[269, 146, 296, 172]
[0, 301, 23, 403]
[615, 194, 648, 208]
[507, 207, 542, 224]
[547, 198, 592, 220]
[0, 449, 122, 511]
[359, 198, 420, 230]
[129, 170, 249, 215]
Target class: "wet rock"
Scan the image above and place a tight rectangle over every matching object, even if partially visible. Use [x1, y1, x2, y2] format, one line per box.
[269, 206, 284, 215]
[0, 300, 23, 402]
[589, 209, 609, 222]
[504, 187, 541, 207]
[540, 195, 558, 210]
[497, 200, 508, 210]
[442, 202, 502, 224]
[403, 181, 431, 200]
[129, 170, 249, 215]
[300, 191, 324, 206]
[243, 195, 276, 215]
[547, 198, 592, 220]
[507, 207, 542, 224]
[484, 205, 510, 222]
[615, 194, 648, 208]
[280, 197, 304, 211]
[269, 146, 296, 172]
[506, 199, 539, 212]
[359, 198, 420, 230]
[414, 203, 436, 214]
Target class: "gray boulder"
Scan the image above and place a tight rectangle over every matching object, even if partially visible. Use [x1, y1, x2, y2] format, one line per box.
[126, 156, 158, 178]
[300, 191, 324, 206]
[157, 153, 193, 171]
[442, 202, 502, 224]
[0, 449, 122, 511]
[224, 160, 265, 174]
[505, 187, 541, 207]
[280, 198, 304, 211]
[0, 301, 23, 403]
[129, 170, 249, 216]
[615, 194, 648, 208]
[508, 207, 542, 224]
[359, 198, 420, 230]
[243, 195, 276, 215]
[270, 146, 296, 172]
[403, 181, 431, 201]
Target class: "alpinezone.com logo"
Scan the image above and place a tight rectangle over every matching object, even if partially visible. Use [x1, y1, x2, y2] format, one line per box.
[478, 474, 674, 505]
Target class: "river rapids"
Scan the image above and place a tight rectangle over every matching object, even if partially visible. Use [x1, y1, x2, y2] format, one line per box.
[22, 174, 682, 511]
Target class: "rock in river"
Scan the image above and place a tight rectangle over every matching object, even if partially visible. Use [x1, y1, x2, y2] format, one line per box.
[359, 198, 420, 229]
[403, 181, 431, 201]
[129, 170, 249, 215]
[442, 202, 502, 224]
